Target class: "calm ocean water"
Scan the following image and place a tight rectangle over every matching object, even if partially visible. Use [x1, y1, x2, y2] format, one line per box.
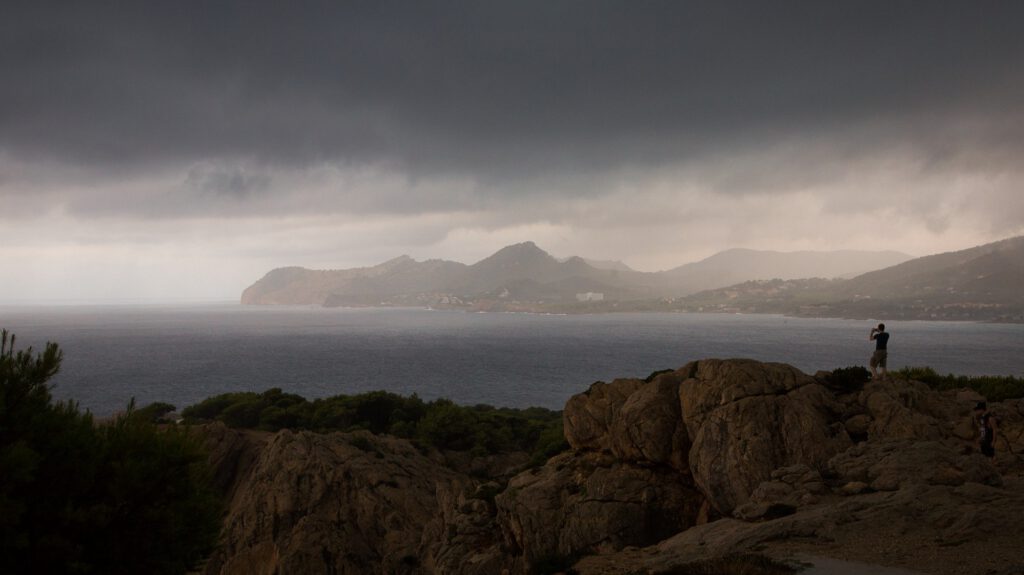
[2, 304, 1023, 416]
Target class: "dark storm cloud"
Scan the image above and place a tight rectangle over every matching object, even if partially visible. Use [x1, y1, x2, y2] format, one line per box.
[184, 164, 272, 199]
[3, 0, 1023, 182]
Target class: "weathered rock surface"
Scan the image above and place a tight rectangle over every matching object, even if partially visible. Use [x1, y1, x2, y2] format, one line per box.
[575, 479, 1024, 575]
[563, 378, 645, 453]
[733, 464, 826, 521]
[857, 378, 954, 441]
[564, 360, 854, 516]
[995, 398, 1024, 455]
[678, 359, 853, 514]
[200, 422, 270, 502]
[607, 372, 690, 470]
[828, 439, 1001, 491]
[202, 429, 479, 575]
[494, 451, 705, 568]
[198, 358, 1024, 575]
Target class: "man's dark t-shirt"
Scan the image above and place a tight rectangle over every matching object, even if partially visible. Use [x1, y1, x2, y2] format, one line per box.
[874, 332, 890, 350]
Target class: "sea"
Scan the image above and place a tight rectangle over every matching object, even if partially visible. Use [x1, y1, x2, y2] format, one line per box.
[2, 303, 1023, 416]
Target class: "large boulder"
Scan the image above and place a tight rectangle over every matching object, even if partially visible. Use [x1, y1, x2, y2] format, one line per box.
[677, 359, 852, 514]
[203, 429, 477, 575]
[857, 378, 952, 441]
[607, 372, 690, 471]
[495, 451, 705, 571]
[564, 378, 644, 452]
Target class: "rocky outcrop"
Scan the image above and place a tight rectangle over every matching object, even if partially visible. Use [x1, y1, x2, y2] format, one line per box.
[678, 359, 852, 514]
[565, 359, 852, 515]
[732, 464, 827, 521]
[855, 377, 955, 441]
[993, 398, 1024, 454]
[608, 372, 690, 470]
[200, 359, 1024, 575]
[200, 422, 270, 501]
[575, 479, 1024, 575]
[563, 378, 644, 453]
[202, 429, 478, 575]
[828, 439, 1002, 491]
[494, 451, 705, 569]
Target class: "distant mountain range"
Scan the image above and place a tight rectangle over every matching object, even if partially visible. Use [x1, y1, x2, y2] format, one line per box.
[241, 242, 911, 307]
[658, 248, 912, 294]
[679, 235, 1024, 322]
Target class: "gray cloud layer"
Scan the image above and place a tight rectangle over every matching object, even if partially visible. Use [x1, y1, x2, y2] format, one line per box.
[2, 1, 1023, 301]
[4, 1, 1022, 179]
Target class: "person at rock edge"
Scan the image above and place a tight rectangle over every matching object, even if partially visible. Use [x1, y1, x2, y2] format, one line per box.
[974, 401, 998, 458]
[868, 323, 890, 381]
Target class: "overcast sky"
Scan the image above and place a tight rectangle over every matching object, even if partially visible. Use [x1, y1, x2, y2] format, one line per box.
[2, 1, 1022, 302]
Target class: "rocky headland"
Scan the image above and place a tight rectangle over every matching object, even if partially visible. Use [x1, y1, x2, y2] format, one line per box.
[198, 359, 1024, 575]
[239, 236, 1024, 322]
[239, 241, 912, 314]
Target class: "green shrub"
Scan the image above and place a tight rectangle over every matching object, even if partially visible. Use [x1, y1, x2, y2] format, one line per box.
[529, 421, 569, 468]
[417, 400, 480, 451]
[181, 386, 568, 461]
[824, 366, 871, 391]
[0, 330, 221, 575]
[349, 434, 375, 452]
[182, 391, 257, 421]
[351, 390, 414, 434]
[84, 402, 223, 574]
[309, 396, 356, 430]
[898, 366, 1024, 402]
[645, 368, 675, 382]
[132, 401, 177, 423]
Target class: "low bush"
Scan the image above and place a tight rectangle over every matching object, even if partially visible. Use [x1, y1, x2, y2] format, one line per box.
[645, 368, 675, 382]
[182, 388, 567, 462]
[131, 401, 177, 423]
[897, 366, 1024, 402]
[824, 366, 871, 391]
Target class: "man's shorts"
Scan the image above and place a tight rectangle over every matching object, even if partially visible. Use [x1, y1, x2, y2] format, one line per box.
[870, 349, 888, 368]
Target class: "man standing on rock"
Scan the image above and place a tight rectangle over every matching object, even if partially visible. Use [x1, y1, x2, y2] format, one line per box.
[868, 323, 890, 381]
[974, 401, 998, 458]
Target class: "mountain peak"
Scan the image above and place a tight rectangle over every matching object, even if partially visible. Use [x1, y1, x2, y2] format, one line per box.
[477, 241, 553, 264]
[377, 254, 415, 269]
[501, 241, 544, 254]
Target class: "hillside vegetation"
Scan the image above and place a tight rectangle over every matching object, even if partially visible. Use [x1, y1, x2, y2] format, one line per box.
[182, 388, 568, 466]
